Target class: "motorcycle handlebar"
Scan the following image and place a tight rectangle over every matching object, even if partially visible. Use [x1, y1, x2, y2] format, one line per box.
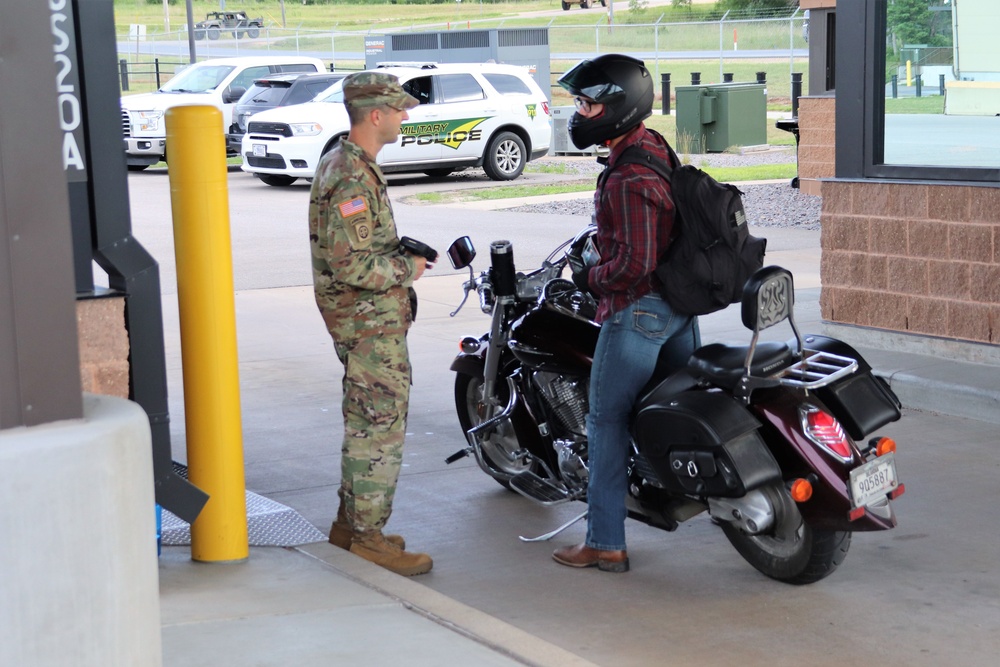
[489, 240, 517, 299]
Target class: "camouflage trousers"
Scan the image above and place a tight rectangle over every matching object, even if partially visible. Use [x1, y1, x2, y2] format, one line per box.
[333, 333, 411, 533]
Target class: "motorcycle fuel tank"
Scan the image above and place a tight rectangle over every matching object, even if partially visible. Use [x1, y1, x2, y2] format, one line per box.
[508, 288, 600, 376]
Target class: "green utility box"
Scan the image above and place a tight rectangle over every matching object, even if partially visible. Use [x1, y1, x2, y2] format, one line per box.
[674, 83, 767, 153]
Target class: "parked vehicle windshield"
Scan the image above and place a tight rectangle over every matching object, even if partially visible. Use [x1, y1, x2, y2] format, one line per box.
[160, 65, 236, 93]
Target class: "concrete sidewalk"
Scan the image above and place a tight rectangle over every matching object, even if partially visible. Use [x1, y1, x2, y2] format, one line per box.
[158, 201, 1000, 666]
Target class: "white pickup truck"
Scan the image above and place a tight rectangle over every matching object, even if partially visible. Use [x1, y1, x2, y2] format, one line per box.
[120, 55, 324, 170]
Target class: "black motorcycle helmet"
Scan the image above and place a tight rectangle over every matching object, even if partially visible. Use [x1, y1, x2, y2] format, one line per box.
[557, 54, 654, 150]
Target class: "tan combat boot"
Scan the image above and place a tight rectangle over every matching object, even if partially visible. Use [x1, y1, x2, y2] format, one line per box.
[328, 501, 405, 551]
[349, 531, 433, 576]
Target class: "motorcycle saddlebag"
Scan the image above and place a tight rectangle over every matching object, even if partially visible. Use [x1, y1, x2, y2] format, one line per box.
[801, 335, 902, 441]
[632, 391, 781, 498]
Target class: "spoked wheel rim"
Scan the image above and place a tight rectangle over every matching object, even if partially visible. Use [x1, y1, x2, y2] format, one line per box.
[459, 375, 531, 478]
[493, 139, 523, 177]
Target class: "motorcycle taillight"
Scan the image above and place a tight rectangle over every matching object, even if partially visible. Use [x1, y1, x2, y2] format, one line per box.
[800, 406, 853, 462]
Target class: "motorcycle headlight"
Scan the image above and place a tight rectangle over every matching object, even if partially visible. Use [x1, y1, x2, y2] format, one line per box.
[131, 110, 164, 132]
[289, 122, 322, 136]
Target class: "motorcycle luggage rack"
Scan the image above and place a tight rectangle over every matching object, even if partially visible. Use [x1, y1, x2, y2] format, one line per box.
[737, 266, 859, 402]
[772, 349, 858, 390]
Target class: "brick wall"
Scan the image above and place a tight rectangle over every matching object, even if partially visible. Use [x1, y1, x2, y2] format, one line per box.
[797, 96, 836, 196]
[820, 180, 1000, 344]
[76, 297, 130, 398]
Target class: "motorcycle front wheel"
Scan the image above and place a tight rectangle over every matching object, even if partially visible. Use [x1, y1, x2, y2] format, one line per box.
[719, 484, 852, 585]
[454, 372, 538, 489]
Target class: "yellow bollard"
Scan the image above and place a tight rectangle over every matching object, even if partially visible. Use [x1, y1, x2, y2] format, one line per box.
[906, 60, 912, 87]
[166, 105, 248, 563]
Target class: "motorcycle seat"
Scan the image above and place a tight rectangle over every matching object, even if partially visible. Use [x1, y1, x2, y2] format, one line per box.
[687, 341, 794, 391]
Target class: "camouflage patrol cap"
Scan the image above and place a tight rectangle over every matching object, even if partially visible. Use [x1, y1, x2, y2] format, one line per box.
[342, 72, 419, 110]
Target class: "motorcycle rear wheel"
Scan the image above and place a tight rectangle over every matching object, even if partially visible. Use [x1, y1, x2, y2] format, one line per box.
[719, 484, 852, 585]
[454, 372, 538, 489]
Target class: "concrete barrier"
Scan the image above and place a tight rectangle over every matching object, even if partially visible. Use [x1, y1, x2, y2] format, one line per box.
[0, 394, 161, 667]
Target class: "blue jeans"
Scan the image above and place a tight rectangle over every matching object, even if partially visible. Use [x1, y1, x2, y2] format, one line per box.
[585, 293, 700, 551]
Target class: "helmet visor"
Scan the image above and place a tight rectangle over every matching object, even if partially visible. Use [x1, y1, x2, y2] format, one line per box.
[557, 59, 624, 103]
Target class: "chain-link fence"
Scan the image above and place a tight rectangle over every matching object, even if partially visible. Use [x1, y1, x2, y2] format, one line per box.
[116, 14, 808, 102]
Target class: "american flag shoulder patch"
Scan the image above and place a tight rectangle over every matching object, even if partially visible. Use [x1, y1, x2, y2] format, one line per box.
[338, 197, 368, 217]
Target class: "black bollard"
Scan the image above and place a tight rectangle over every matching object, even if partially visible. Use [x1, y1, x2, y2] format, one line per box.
[915, 74, 922, 97]
[661, 72, 672, 115]
[756, 71, 766, 85]
[119, 58, 129, 92]
[691, 72, 701, 86]
[939, 73, 946, 97]
[723, 72, 733, 83]
[791, 72, 803, 118]
[891, 74, 898, 99]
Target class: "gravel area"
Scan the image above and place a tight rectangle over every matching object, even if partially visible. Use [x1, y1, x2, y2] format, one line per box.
[508, 148, 822, 231]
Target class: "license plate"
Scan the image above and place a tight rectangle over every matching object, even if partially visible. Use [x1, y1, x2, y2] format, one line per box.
[850, 452, 898, 508]
[252, 144, 267, 157]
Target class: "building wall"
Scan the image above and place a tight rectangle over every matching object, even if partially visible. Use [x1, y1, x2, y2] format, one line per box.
[797, 96, 836, 195]
[820, 181, 1000, 344]
[77, 297, 130, 398]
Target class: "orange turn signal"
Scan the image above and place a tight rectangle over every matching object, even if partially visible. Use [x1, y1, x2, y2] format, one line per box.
[875, 437, 897, 456]
[790, 478, 813, 503]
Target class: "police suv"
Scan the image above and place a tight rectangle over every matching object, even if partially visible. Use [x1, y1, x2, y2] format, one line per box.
[240, 63, 552, 186]
[120, 56, 325, 170]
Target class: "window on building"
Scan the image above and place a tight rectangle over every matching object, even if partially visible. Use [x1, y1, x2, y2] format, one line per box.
[877, 0, 1000, 173]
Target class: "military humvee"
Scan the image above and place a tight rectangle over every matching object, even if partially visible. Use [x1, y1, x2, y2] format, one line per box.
[193, 11, 263, 40]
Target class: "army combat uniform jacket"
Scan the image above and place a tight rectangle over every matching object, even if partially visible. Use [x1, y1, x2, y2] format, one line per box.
[309, 139, 417, 340]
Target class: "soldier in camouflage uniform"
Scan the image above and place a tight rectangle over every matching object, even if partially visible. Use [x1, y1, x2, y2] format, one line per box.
[308, 72, 433, 576]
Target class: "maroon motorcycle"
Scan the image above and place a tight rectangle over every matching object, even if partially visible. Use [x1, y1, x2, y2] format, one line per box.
[445, 230, 905, 584]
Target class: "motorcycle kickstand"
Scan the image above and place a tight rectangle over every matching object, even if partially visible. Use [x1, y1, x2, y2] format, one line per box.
[518, 510, 588, 543]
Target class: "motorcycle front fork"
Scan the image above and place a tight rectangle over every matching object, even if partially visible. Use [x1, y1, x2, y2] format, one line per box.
[479, 296, 514, 422]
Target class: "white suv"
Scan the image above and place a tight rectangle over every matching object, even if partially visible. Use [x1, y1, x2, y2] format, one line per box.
[120, 56, 325, 170]
[241, 63, 552, 186]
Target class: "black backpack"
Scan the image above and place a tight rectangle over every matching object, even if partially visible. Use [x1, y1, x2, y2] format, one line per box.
[602, 132, 766, 316]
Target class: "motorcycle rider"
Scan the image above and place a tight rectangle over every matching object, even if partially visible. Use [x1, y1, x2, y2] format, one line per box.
[552, 54, 701, 572]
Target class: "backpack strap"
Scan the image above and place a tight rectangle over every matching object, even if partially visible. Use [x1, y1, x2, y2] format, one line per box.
[596, 131, 682, 288]
[603, 128, 680, 187]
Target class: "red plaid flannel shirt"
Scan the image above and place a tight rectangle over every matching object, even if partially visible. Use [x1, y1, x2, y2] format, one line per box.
[588, 123, 676, 323]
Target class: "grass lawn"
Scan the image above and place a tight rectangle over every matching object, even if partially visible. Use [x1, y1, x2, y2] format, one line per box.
[884, 96, 945, 114]
[415, 161, 796, 203]
[116, 1, 808, 106]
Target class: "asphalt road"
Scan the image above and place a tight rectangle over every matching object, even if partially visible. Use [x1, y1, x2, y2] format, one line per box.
[122, 164, 592, 296]
[128, 166, 1000, 667]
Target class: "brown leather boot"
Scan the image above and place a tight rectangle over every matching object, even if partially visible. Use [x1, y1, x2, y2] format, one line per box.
[552, 543, 629, 573]
[349, 531, 433, 577]
[328, 498, 405, 550]
[328, 518, 405, 551]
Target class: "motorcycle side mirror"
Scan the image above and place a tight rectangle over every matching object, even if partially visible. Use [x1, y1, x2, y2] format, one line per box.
[447, 236, 476, 270]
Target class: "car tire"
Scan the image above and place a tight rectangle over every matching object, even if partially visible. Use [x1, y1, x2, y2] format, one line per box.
[423, 168, 455, 178]
[256, 174, 297, 187]
[482, 131, 526, 181]
[322, 134, 346, 157]
[127, 164, 149, 172]
[233, 30, 243, 40]
[582, 0, 591, 8]
[207, 27, 220, 40]
[247, 26, 260, 38]
[562, 0, 571, 9]
[193, 29, 205, 40]
[600, 0, 608, 5]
